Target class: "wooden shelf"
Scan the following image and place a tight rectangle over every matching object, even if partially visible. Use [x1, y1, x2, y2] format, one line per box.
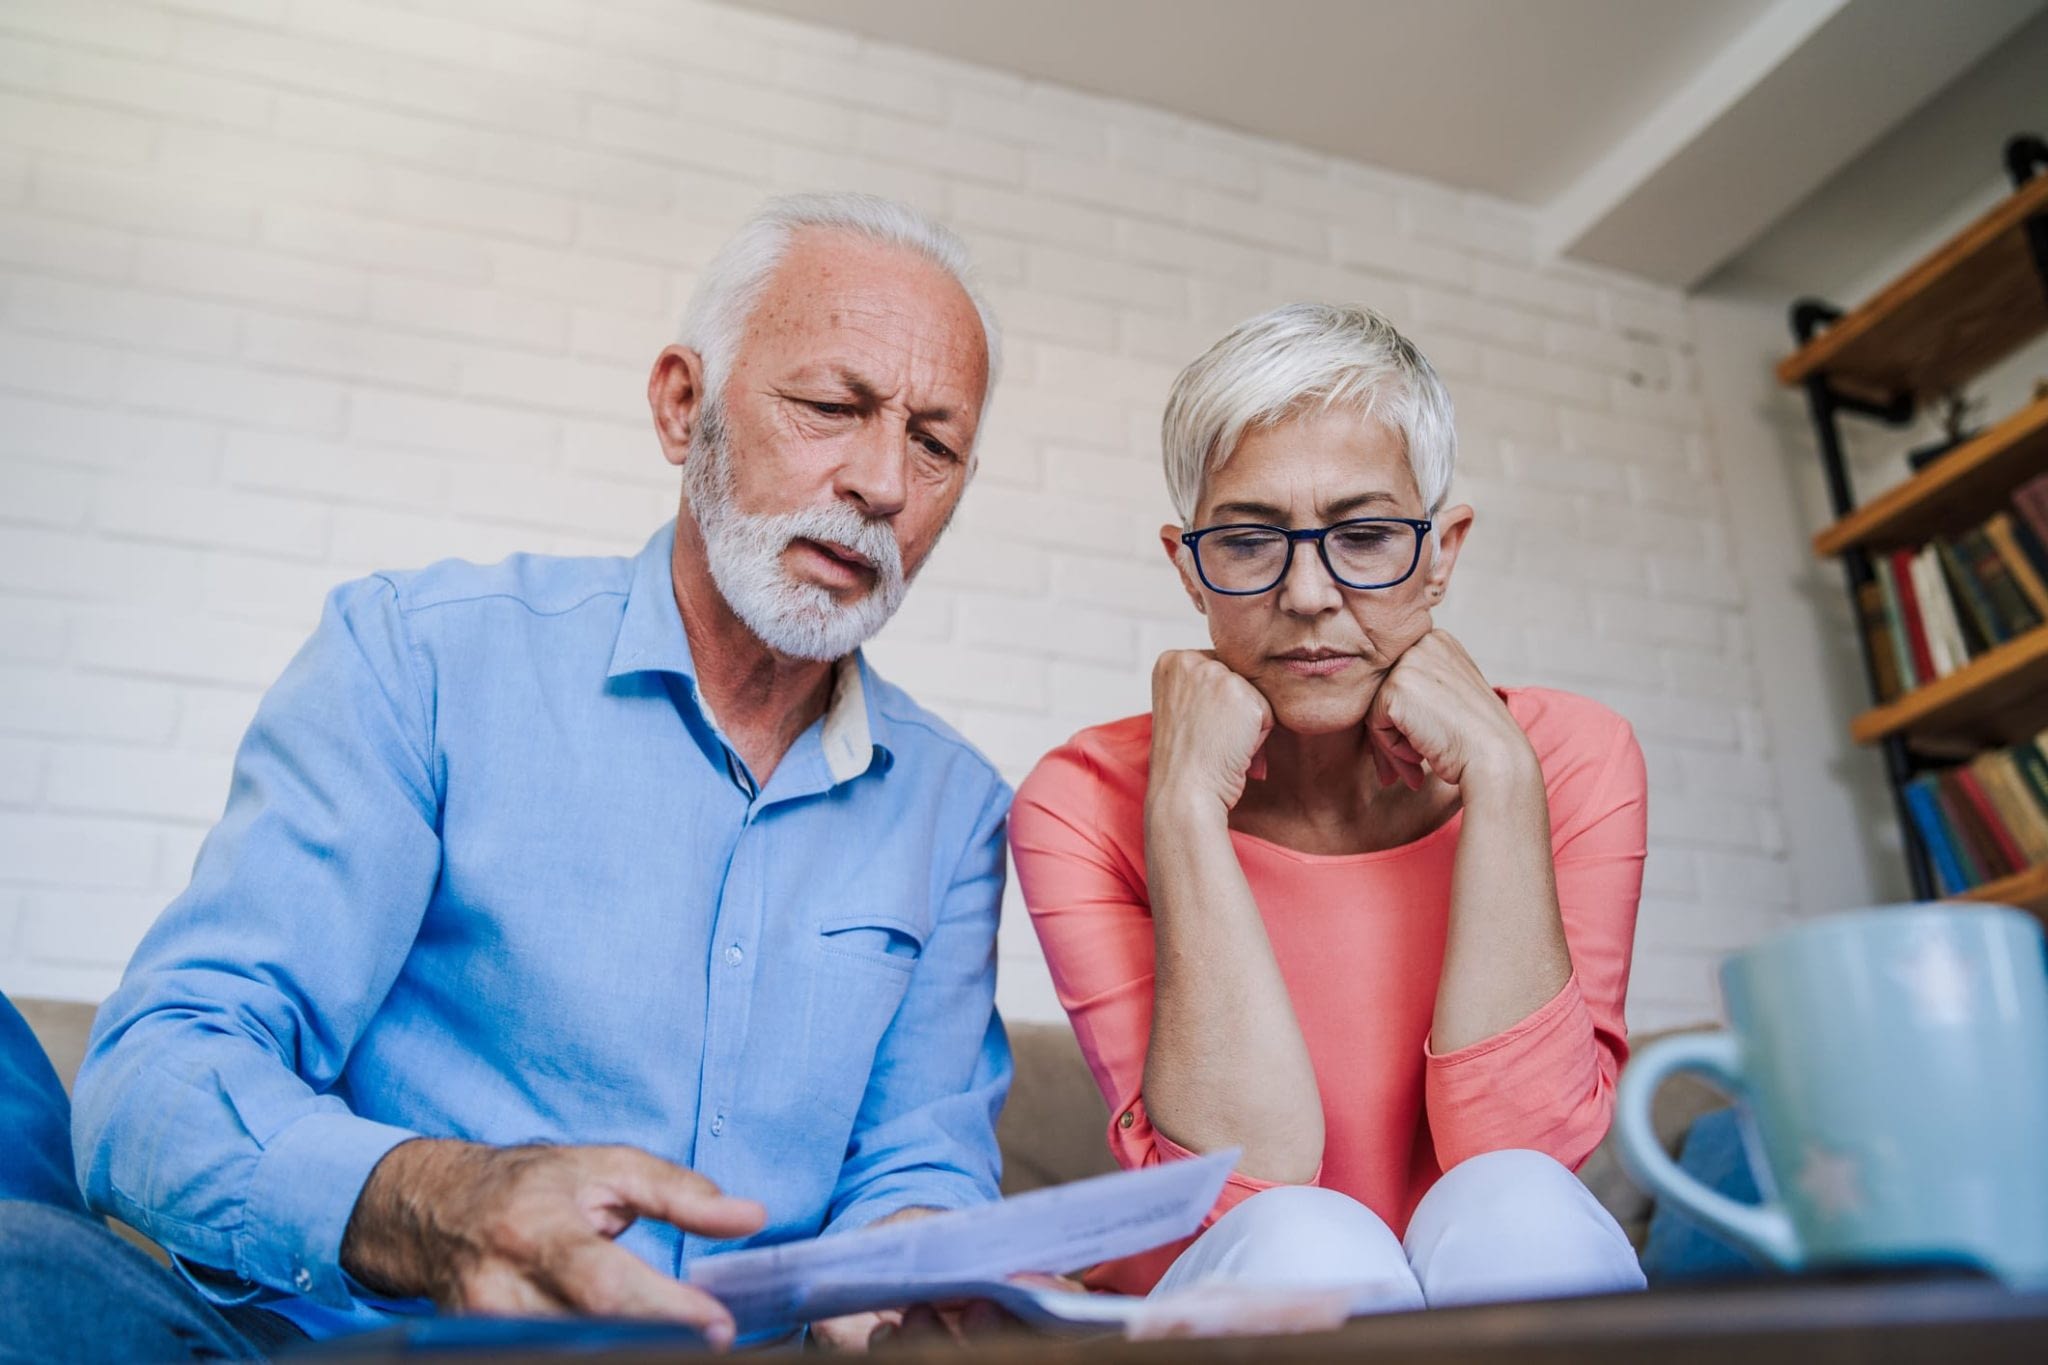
[1811, 394, 2048, 558]
[1777, 170, 2048, 404]
[1850, 623, 2048, 750]
[1950, 862, 2048, 918]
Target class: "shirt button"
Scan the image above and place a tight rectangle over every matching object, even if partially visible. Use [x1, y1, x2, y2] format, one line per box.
[1118, 1110, 1136, 1129]
[711, 1115, 725, 1137]
[724, 943, 744, 967]
[293, 1267, 313, 1292]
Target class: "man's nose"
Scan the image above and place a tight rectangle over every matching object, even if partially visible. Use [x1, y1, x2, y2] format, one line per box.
[834, 419, 908, 520]
[1275, 538, 1341, 616]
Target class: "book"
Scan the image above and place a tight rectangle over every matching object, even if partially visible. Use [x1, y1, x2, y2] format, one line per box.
[2015, 474, 2048, 549]
[2003, 508, 2048, 584]
[1871, 559, 1918, 692]
[1904, 776, 1970, 896]
[1909, 546, 1970, 676]
[2012, 739, 2048, 819]
[1889, 549, 1935, 683]
[1855, 579, 1903, 702]
[1984, 513, 2048, 620]
[1932, 538, 1998, 653]
[1959, 525, 2042, 638]
[1951, 765, 2028, 876]
[1973, 752, 2048, 865]
[1931, 772, 1992, 884]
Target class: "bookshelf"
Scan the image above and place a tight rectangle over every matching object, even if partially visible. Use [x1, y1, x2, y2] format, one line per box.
[1782, 133, 2048, 918]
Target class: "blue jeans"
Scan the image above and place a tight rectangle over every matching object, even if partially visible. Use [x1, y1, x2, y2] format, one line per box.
[0, 1202, 308, 1363]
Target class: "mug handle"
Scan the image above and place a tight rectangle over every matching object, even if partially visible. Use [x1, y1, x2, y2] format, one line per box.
[1614, 1030, 1801, 1268]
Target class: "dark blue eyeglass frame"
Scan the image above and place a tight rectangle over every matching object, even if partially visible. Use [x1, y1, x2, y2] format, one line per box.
[1179, 517, 1434, 595]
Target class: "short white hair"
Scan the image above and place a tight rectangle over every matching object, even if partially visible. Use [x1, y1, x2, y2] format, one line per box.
[1161, 302, 1455, 525]
[678, 192, 1003, 437]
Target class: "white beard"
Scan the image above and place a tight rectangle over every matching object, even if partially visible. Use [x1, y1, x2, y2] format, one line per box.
[681, 402, 909, 661]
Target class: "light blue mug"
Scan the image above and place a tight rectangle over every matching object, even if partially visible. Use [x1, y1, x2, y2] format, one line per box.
[1616, 904, 2048, 1287]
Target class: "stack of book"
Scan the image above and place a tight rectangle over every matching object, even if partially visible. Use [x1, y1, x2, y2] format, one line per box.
[1855, 473, 2048, 703]
[1905, 729, 2048, 895]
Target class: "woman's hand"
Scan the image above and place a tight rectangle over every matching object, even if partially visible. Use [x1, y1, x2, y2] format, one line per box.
[1147, 650, 1274, 818]
[1365, 629, 1536, 794]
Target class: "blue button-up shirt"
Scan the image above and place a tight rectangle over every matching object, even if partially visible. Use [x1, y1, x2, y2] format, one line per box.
[72, 522, 1013, 1338]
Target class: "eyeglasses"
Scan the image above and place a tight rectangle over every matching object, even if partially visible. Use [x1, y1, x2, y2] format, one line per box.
[1179, 517, 1433, 595]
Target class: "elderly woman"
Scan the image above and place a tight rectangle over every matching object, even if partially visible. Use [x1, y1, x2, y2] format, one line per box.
[1010, 304, 1647, 1311]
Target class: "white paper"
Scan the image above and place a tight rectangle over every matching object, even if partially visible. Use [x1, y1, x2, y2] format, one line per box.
[686, 1148, 1237, 1334]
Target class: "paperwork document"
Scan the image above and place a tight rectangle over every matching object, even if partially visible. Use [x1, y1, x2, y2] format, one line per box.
[686, 1148, 1237, 1335]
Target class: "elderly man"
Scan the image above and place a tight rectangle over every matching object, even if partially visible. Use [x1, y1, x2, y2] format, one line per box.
[1, 193, 1012, 1357]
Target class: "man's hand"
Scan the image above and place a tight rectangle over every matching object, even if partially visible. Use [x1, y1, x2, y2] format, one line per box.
[341, 1139, 765, 1349]
[1147, 649, 1275, 818]
[1365, 628, 1536, 793]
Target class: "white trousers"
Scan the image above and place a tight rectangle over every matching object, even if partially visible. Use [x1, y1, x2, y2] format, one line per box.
[1152, 1149, 1646, 1312]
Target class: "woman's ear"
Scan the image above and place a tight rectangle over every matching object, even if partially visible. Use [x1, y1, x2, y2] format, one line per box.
[1159, 524, 1208, 615]
[1422, 504, 1475, 603]
[648, 345, 707, 468]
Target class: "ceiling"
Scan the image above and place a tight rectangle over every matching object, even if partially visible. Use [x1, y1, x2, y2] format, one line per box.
[732, 0, 2048, 289]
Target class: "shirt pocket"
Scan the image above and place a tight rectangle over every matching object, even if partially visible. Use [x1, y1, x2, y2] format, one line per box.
[803, 913, 927, 1120]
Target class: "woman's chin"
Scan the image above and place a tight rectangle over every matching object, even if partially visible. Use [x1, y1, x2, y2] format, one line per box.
[1256, 681, 1374, 737]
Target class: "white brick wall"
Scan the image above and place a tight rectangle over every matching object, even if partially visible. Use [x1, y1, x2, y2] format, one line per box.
[0, 0, 1797, 1032]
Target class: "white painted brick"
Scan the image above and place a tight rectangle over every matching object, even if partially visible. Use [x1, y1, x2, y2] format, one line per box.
[1399, 190, 1534, 263]
[1049, 551, 1185, 620]
[482, 29, 672, 108]
[948, 87, 1102, 158]
[157, 127, 382, 212]
[0, 331, 121, 402]
[4, 273, 239, 357]
[30, 160, 252, 245]
[677, 74, 854, 153]
[0, 1, 176, 57]
[584, 101, 778, 183]
[328, 506, 536, 573]
[0, 597, 68, 663]
[864, 638, 1046, 711]
[1480, 347, 1608, 407]
[1407, 283, 1543, 349]
[769, 146, 948, 219]
[1026, 245, 1183, 314]
[919, 532, 1048, 595]
[274, 93, 479, 172]
[72, 609, 305, 687]
[0, 456, 93, 529]
[858, 111, 1024, 185]
[561, 419, 669, 485]
[488, 242, 671, 314]
[1114, 219, 1268, 288]
[1472, 261, 1599, 322]
[1043, 446, 1168, 506]
[955, 593, 1135, 667]
[199, 549, 352, 625]
[781, 46, 945, 122]
[0, 210, 137, 282]
[0, 89, 156, 165]
[0, 394, 220, 484]
[450, 467, 668, 537]
[290, 0, 489, 64]
[1601, 286, 1692, 343]
[1258, 162, 1400, 230]
[242, 312, 465, 391]
[138, 237, 370, 317]
[569, 306, 667, 365]
[1331, 228, 1470, 290]
[259, 204, 489, 283]
[981, 285, 1115, 350]
[19, 39, 273, 129]
[0, 813, 159, 888]
[386, 166, 575, 245]
[1047, 658, 1149, 718]
[459, 348, 639, 420]
[95, 480, 329, 560]
[1499, 442, 1626, 499]
[173, 684, 263, 756]
[950, 185, 1113, 252]
[16, 888, 164, 969]
[1108, 122, 1258, 196]
[47, 743, 231, 823]
[348, 388, 560, 462]
[120, 354, 350, 434]
[0, 661, 178, 742]
[368, 276, 569, 354]
[0, 148, 25, 206]
[0, 735, 41, 807]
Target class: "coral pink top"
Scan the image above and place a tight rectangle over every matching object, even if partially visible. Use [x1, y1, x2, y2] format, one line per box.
[1008, 687, 1646, 1294]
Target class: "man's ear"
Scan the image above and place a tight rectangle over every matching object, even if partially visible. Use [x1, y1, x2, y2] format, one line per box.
[1422, 504, 1475, 603]
[1159, 524, 1208, 615]
[648, 345, 706, 468]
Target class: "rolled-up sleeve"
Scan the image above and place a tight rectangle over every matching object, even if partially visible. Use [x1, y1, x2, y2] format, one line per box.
[71, 576, 443, 1309]
[825, 773, 1013, 1233]
[1423, 718, 1646, 1173]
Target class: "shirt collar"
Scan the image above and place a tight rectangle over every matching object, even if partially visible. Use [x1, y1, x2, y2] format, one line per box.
[608, 521, 890, 784]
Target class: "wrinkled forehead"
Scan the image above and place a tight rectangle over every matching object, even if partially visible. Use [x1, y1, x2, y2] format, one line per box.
[741, 231, 988, 403]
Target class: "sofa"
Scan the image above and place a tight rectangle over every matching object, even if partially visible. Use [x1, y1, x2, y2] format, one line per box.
[14, 999, 1728, 1257]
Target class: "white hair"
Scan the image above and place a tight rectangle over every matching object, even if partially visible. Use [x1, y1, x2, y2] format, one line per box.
[1161, 302, 1456, 527]
[678, 192, 1003, 443]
